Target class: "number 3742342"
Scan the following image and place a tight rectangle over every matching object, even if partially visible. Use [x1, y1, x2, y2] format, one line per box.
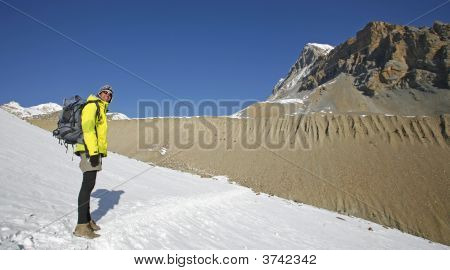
[262, 254, 317, 265]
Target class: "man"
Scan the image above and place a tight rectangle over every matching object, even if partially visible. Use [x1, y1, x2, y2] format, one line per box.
[73, 85, 113, 239]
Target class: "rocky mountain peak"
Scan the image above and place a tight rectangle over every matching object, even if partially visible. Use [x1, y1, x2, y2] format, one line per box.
[298, 21, 449, 95]
[262, 21, 450, 116]
[298, 43, 334, 68]
[270, 42, 334, 100]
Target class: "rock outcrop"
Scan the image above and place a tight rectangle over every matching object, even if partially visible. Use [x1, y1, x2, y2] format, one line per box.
[295, 21, 449, 95]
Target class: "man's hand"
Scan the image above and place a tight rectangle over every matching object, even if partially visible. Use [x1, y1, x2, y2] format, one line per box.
[89, 155, 100, 167]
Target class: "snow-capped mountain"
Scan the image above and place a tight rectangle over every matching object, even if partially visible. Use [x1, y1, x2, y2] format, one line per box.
[106, 112, 130, 120]
[270, 21, 450, 104]
[270, 43, 334, 100]
[239, 21, 450, 117]
[1, 101, 62, 119]
[1, 101, 130, 121]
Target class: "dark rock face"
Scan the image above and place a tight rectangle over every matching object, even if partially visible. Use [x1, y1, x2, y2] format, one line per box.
[296, 21, 449, 95]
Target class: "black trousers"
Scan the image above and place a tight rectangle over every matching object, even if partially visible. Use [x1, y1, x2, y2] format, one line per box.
[77, 171, 97, 224]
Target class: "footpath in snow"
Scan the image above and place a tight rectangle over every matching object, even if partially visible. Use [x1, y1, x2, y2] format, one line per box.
[0, 109, 447, 249]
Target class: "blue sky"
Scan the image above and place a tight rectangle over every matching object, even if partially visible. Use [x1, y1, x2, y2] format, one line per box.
[0, 0, 449, 117]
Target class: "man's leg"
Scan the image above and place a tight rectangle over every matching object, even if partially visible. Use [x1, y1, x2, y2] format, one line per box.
[74, 152, 101, 238]
[73, 170, 100, 239]
[77, 170, 97, 224]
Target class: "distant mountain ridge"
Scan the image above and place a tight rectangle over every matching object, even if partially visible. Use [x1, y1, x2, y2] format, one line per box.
[235, 21, 450, 117]
[0, 101, 62, 119]
[271, 21, 449, 99]
[0, 101, 129, 120]
[106, 112, 130, 120]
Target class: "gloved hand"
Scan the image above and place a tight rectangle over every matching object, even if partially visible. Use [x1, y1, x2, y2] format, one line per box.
[89, 155, 100, 167]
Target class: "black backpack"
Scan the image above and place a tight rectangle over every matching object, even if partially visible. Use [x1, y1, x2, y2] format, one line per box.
[53, 95, 100, 148]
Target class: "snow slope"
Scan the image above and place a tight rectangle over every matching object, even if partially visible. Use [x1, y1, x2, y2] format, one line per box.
[0, 108, 446, 250]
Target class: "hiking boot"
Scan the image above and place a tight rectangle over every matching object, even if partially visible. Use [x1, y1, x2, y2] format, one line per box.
[73, 223, 100, 239]
[89, 220, 101, 231]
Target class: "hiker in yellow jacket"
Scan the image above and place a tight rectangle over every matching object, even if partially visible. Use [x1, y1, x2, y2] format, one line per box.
[73, 85, 113, 239]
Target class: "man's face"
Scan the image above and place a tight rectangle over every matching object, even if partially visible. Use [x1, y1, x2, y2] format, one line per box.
[99, 91, 112, 103]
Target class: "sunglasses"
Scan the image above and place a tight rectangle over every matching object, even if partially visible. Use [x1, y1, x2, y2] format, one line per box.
[101, 90, 113, 97]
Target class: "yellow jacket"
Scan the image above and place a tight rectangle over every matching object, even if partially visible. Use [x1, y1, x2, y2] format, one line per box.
[74, 95, 109, 157]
